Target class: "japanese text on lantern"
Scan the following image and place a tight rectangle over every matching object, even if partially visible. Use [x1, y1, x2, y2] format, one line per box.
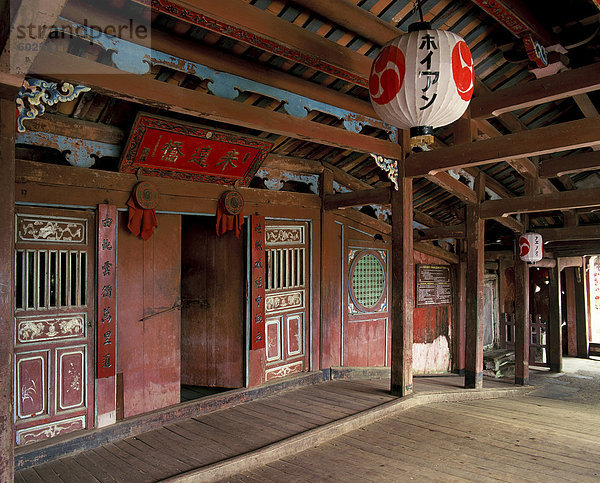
[251, 215, 266, 350]
[97, 204, 117, 379]
[418, 32, 439, 111]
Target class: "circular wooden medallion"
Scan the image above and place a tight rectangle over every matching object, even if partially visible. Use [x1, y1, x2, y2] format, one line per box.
[222, 190, 244, 215]
[134, 181, 159, 209]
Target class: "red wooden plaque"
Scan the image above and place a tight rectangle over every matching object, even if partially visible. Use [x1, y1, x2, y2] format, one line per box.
[119, 113, 272, 186]
[97, 204, 117, 379]
[251, 215, 266, 350]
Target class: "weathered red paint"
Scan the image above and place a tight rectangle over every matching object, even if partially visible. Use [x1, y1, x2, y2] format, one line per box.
[117, 213, 181, 418]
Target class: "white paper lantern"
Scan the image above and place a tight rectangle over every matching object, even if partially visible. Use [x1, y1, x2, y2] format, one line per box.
[369, 22, 475, 149]
[519, 232, 543, 263]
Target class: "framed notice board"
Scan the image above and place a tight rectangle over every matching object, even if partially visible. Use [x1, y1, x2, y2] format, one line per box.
[415, 264, 452, 307]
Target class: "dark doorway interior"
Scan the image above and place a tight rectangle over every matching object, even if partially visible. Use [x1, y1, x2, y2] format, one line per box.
[180, 215, 246, 400]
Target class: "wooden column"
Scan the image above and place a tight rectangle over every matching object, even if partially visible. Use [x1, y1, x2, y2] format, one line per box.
[452, 241, 467, 375]
[319, 168, 334, 370]
[548, 265, 563, 372]
[565, 268, 578, 356]
[575, 267, 589, 358]
[465, 172, 485, 389]
[0, 97, 16, 481]
[390, 164, 413, 397]
[514, 244, 530, 385]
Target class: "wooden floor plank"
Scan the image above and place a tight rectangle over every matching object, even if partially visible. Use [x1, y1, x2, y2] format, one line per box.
[230, 403, 316, 433]
[91, 446, 153, 482]
[70, 452, 120, 483]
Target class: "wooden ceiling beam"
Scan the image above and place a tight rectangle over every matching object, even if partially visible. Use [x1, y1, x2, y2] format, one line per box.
[480, 187, 600, 218]
[142, 0, 372, 87]
[32, 51, 403, 159]
[540, 151, 600, 178]
[471, 63, 600, 119]
[413, 241, 460, 264]
[324, 187, 391, 210]
[536, 225, 600, 242]
[469, 0, 552, 45]
[291, 0, 401, 46]
[424, 172, 477, 204]
[61, 1, 379, 119]
[407, 117, 600, 177]
[414, 224, 465, 241]
[493, 215, 524, 233]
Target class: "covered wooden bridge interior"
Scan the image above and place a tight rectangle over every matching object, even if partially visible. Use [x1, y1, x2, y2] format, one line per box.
[2, 0, 600, 478]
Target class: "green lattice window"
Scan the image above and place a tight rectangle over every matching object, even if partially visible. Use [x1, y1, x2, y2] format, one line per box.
[350, 253, 386, 310]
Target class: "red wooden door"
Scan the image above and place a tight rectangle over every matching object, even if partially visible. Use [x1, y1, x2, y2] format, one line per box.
[13, 207, 95, 446]
[117, 213, 181, 418]
[180, 215, 245, 388]
[343, 241, 391, 367]
[264, 221, 310, 381]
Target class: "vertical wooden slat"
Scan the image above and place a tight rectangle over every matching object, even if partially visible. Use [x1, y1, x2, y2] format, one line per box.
[452, 241, 467, 374]
[391, 164, 413, 397]
[548, 265, 563, 372]
[514, 242, 530, 385]
[320, 168, 334, 370]
[465, 172, 485, 389]
[575, 267, 589, 358]
[0, 96, 16, 483]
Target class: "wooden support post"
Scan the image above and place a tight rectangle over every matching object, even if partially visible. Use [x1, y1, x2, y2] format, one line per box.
[548, 265, 563, 372]
[390, 163, 413, 397]
[575, 267, 589, 358]
[453, 241, 467, 375]
[565, 268, 578, 356]
[0, 97, 16, 482]
[465, 172, 485, 389]
[514, 245, 530, 385]
[319, 168, 334, 370]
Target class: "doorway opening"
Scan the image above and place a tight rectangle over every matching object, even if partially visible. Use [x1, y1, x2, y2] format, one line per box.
[180, 215, 246, 401]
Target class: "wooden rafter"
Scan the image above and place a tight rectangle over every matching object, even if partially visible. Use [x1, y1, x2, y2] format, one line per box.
[414, 224, 465, 241]
[471, 63, 600, 119]
[32, 51, 403, 159]
[137, 0, 372, 87]
[323, 187, 391, 210]
[407, 117, 600, 177]
[536, 225, 600, 242]
[480, 187, 600, 218]
[540, 151, 600, 178]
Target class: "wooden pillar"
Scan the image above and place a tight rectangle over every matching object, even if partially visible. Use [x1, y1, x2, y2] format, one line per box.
[319, 168, 334, 370]
[575, 267, 589, 358]
[390, 165, 413, 397]
[565, 268, 578, 356]
[452, 241, 467, 375]
[0, 97, 16, 481]
[465, 172, 485, 389]
[514, 245, 530, 385]
[548, 265, 563, 372]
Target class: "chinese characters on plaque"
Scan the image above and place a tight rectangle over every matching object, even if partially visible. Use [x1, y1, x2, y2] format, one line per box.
[251, 215, 266, 350]
[119, 113, 273, 186]
[97, 204, 117, 378]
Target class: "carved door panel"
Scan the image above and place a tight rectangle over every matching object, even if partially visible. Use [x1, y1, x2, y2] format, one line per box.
[14, 207, 95, 446]
[343, 242, 390, 367]
[264, 221, 309, 381]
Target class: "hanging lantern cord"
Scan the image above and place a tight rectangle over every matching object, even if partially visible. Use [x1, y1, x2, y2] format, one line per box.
[416, 0, 424, 23]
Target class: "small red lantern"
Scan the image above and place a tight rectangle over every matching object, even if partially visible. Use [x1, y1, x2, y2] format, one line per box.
[369, 21, 474, 149]
[519, 232, 543, 263]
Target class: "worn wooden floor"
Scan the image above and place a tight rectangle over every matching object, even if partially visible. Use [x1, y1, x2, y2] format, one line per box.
[16, 374, 599, 482]
[227, 385, 600, 482]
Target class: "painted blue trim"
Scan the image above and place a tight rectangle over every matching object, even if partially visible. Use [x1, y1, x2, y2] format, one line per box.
[347, 224, 377, 238]
[53, 18, 399, 143]
[16, 131, 121, 168]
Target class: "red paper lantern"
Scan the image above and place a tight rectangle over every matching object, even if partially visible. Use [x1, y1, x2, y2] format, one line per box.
[519, 232, 543, 263]
[369, 22, 475, 149]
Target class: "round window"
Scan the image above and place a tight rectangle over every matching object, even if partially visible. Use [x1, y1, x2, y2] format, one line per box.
[350, 252, 386, 312]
